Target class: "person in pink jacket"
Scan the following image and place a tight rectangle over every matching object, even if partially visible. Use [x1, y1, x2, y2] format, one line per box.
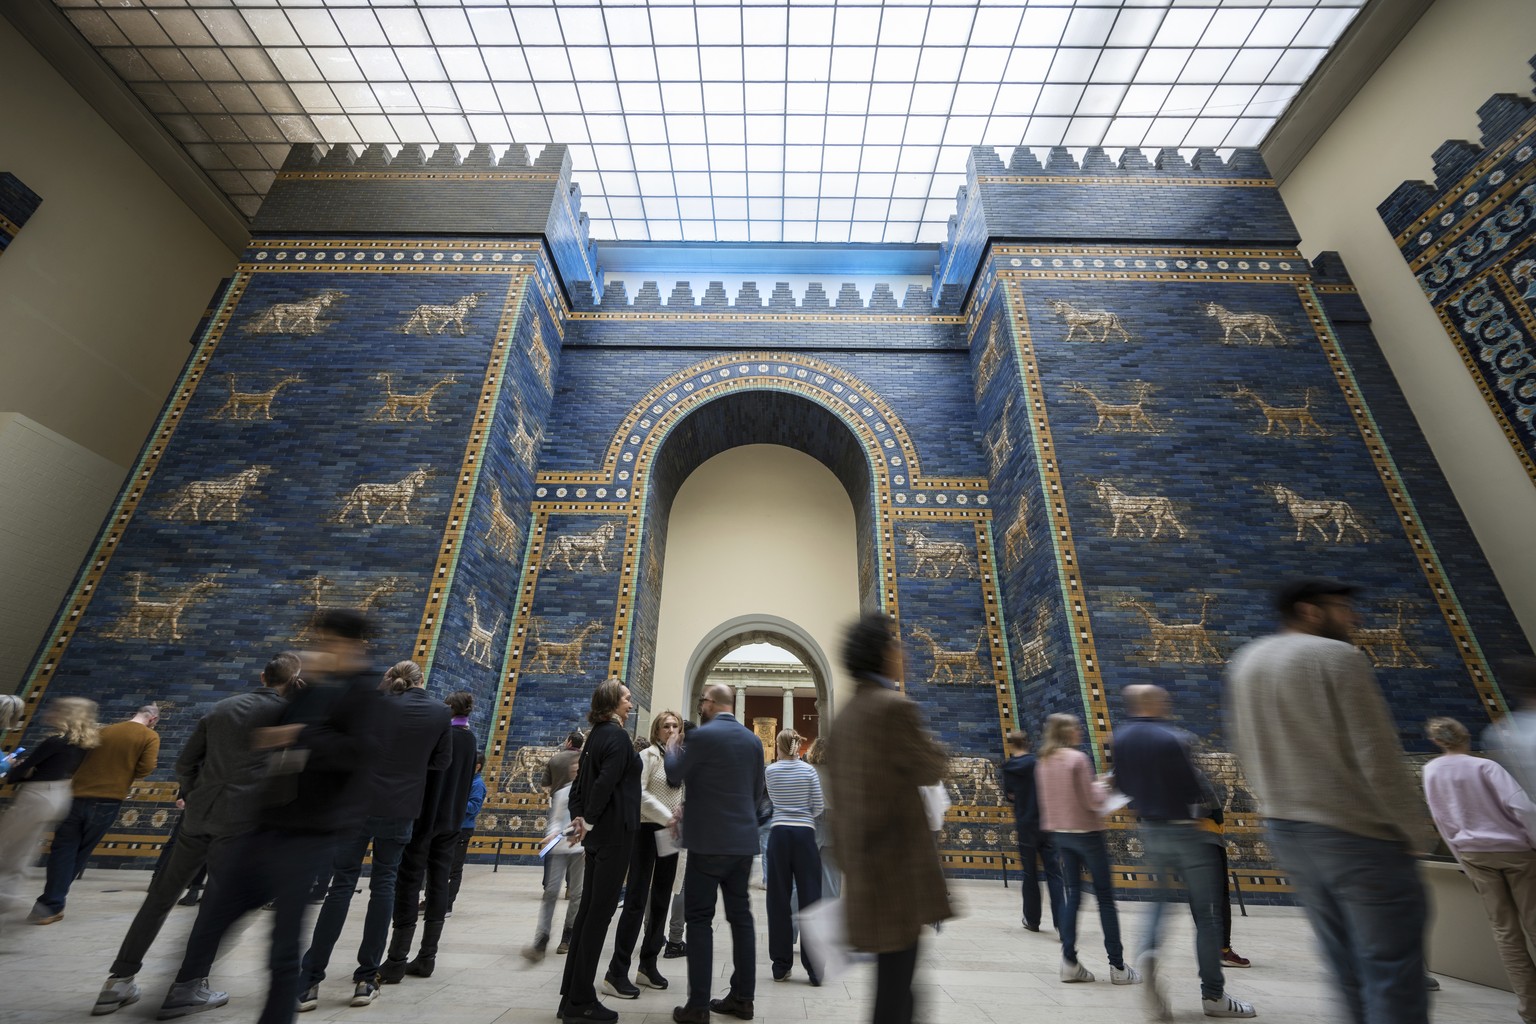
[1423, 716, 1536, 1024]
[1033, 713, 1140, 987]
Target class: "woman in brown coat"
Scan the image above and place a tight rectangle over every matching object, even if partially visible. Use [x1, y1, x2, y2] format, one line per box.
[827, 612, 951, 1024]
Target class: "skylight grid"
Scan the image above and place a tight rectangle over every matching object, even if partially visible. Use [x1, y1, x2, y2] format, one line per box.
[54, 0, 1366, 239]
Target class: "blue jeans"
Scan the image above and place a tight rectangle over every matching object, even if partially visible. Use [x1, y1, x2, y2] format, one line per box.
[683, 853, 755, 1008]
[1053, 831, 1124, 968]
[301, 815, 414, 986]
[1139, 822, 1227, 1000]
[1266, 821, 1427, 1024]
[38, 797, 122, 912]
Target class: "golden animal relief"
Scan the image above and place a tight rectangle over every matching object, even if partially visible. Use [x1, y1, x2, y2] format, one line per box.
[1002, 505, 1031, 567]
[945, 756, 1003, 805]
[529, 317, 554, 393]
[244, 291, 345, 336]
[211, 373, 303, 421]
[1048, 299, 1132, 343]
[910, 626, 985, 684]
[372, 373, 458, 422]
[1229, 386, 1327, 437]
[1356, 601, 1430, 669]
[1089, 479, 1188, 539]
[1120, 593, 1222, 664]
[1266, 485, 1370, 543]
[1062, 382, 1159, 433]
[460, 591, 505, 668]
[1013, 606, 1051, 678]
[974, 320, 1005, 400]
[402, 292, 484, 336]
[503, 745, 561, 793]
[484, 485, 523, 561]
[336, 467, 433, 525]
[987, 394, 1016, 475]
[104, 573, 219, 642]
[164, 466, 271, 521]
[1204, 303, 1288, 346]
[295, 574, 406, 640]
[542, 521, 619, 573]
[527, 618, 605, 674]
[511, 396, 542, 466]
[900, 526, 976, 579]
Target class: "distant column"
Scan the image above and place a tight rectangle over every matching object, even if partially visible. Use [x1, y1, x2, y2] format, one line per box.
[735, 685, 747, 715]
[782, 688, 795, 734]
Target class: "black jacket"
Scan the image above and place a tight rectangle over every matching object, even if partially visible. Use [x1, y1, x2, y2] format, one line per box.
[568, 719, 641, 849]
[257, 666, 381, 835]
[416, 725, 478, 838]
[367, 688, 452, 820]
[1001, 753, 1042, 835]
[178, 687, 288, 837]
[664, 712, 769, 856]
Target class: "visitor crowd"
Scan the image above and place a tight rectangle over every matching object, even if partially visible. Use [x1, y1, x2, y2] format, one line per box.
[1, 585, 1535, 1024]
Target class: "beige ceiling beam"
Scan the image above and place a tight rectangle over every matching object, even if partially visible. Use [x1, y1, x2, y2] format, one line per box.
[1262, 0, 1435, 183]
[4, 0, 249, 255]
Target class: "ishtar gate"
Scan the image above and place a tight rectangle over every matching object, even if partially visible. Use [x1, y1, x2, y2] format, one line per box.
[2, 0, 1536, 946]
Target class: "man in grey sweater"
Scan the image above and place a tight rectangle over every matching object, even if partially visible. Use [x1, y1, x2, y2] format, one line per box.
[1226, 579, 1430, 1024]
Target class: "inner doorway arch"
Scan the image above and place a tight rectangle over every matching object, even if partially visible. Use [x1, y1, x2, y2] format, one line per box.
[684, 614, 836, 723]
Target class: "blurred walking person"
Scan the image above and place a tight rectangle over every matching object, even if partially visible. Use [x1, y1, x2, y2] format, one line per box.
[33, 703, 161, 924]
[558, 680, 641, 1023]
[1114, 685, 1253, 1018]
[1486, 658, 1536, 811]
[826, 613, 952, 1024]
[802, 736, 839, 899]
[1424, 716, 1536, 1023]
[93, 653, 300, 1016]
[297, 658, 450, 1011]
[765, 729, 824, 985]
[664, 684, 769, 1024]
[1000, 728, 1063, 934]
[0, 698, 101, 915]
[1036, 712, 1140, 986]
[603, 710, 684, 997]
[1227, 580, 1430, 1024]
[382, 689, 479, 981]
[156, 609, 382, 1023]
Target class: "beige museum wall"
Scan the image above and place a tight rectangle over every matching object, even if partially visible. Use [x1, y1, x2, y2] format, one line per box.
[0, 17, 236, 468]
[650, 445, 863, 726]
[0, 18, 237, 689]
[1277, 0, 1536, 647]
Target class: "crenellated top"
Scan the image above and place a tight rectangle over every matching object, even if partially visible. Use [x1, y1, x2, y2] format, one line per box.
[934, 144, 1294, 307]
[257, 141, 602, 304]
[1378, 54, 1536, 243]
[588, 279, 935, 315]
[967, 144, 1271, 180]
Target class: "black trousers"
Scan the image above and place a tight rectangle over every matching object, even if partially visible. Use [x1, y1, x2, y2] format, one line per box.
[682, 853, 755, 1008]
[766, 826, 822, 977]
[1017, 830, 1065, 930]
[608, 823, 678, 977]
[174, 828, 335, 1024]
[446, 828, 474, 908]
[394, 826, 458, 926]
[874, 941, 921, 1024]
[559, 832, 634, 1009]
[1191, 840, 1234, 948]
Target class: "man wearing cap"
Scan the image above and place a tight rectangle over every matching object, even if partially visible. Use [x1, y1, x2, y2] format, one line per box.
[1226, 579, 1430, 1024]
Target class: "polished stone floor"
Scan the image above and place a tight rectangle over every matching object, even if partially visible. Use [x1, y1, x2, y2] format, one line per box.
[0, 864, 1517, 1023]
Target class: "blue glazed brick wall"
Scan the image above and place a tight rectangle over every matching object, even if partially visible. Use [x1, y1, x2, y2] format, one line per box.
[0, 172, 42, 253]
[1379, 56, 1536, 482]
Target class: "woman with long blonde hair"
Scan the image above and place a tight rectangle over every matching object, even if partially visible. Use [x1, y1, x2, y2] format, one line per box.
[1033, 712, 1139, 986]
[603, 709, 685, 996]
[0, 697, 102, 910]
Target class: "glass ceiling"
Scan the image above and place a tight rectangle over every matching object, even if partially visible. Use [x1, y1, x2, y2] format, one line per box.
[53, 0, 1366, 244]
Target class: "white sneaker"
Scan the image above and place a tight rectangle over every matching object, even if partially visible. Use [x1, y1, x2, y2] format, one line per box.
[1138, 952, 1172, 1021]
[1060, 959, 1095, 983]
[1110, 963, 1143, 985]
[1203, 994, 1257, 1018]
[93, 976, 140, 1016]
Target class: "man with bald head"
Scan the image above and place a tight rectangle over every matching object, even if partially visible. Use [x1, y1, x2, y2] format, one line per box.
[664, 683, 769, 1023]
[1114, 685, 1255, 1019]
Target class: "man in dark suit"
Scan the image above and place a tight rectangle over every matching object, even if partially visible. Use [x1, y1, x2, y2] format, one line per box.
[298, 660, 451, 1010]
[665, 683, 769, 1024]
[1001, 728, 1064, 933]
[95, 653, 301, 1016]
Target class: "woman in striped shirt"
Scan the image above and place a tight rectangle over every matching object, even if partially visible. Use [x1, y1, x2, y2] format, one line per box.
[765, 729, 825, 985]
